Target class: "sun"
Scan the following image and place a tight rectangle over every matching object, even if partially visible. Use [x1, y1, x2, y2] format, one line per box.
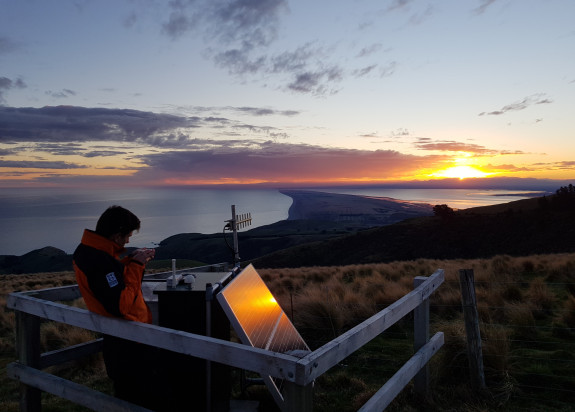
[431, 165, 491, 180]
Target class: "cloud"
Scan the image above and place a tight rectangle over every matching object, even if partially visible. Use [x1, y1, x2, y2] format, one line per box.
[379, 61, 398, 77]
[163, 0, 286, 46]
[45, 89, 76, 99]
[213, 48, 267, 75]
[380, 0, 434, 26]
[390, 128, 411, 138]
[351, 61, 396, 80]
[552, 161, 575, 170]
[133, 141, 439, 184]
[415, 139, 501, 155]
[29, 142, 86, 156]
[386, 0, 414, 13]
[0, 105, 300, 160]
[0, 147, 16, 156]
[353, 64, 377, 78]
[473, 0, 498, 15]
[123, 11, 138, 28]
[356, 43, 383, 58]
[287, 67, 343, 95]
[211, 42, 346, 95]
[167, 105, 299, 117]
[483, 163, 532, 173]
[0, 160, 87, 169]
[0, 36, 21, 55]
[0, 77, 27, 105]
[0, 105, 450, 186]
[0, 106, 200, 144]
[269, 44, 317, 73]
[408, 4, 434, 25]
[231, 106, 299, 116]
[479, 94, 553, 116]
[83, 150, 129, 158]
[156, 1, 350, 95]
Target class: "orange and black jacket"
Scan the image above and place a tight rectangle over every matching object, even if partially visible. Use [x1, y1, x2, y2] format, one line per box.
[73, 229, 152, 324]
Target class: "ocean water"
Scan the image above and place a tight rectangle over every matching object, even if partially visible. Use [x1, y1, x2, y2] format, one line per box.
[312, 187, 544, 209]
[0, 187, 291, 256]
[0, 187, 544, 256]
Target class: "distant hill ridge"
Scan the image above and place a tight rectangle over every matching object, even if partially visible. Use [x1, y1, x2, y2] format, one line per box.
[1, 191, 573, 274]
[253, 192, 575, 268]
[0, 246, 72, 275]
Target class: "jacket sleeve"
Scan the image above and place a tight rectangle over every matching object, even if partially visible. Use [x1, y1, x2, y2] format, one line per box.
[117, 256, 147, 319]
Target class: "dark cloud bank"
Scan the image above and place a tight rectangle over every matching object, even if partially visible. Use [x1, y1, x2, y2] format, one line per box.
[1, 105, 570, 190]
[0, 105, 435, 185]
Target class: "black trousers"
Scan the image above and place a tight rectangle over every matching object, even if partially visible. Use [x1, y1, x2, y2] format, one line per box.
[102, 335, 171, 411]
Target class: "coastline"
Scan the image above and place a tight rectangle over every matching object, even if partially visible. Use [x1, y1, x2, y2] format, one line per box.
[279, 189, 433, 225]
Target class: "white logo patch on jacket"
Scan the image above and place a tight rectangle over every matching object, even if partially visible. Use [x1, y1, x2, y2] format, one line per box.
[106, 272, 119, 287]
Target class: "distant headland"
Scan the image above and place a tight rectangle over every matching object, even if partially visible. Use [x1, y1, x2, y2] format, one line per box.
[280, 190, 433, 224]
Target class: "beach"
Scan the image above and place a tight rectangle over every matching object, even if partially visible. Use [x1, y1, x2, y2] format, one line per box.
[281, 190, 433, 226]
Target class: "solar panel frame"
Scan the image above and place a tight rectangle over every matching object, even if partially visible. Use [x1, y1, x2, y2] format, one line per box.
[216, 264, 310, 408]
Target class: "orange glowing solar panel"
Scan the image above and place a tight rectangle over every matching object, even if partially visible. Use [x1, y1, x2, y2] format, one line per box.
[217, 264, 309, 353]
[216, 264, 309, 406]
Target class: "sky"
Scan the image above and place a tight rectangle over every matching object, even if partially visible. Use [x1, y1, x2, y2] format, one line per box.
[1, 0, 574, 188]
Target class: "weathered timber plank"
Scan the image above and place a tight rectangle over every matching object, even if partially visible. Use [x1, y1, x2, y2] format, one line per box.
[7, 362, 152, 412]
[358, 332, 444, 412]
[282, 381, 313, 412]
[302, 270, 444, 381]
[23, 284, 81, 302]
[8, 292, 299, 382]
[413, 276, 430, 398]
[459, 269, 486, 391]
[16, 311, 42, 412]
[40, 338, 103, 369]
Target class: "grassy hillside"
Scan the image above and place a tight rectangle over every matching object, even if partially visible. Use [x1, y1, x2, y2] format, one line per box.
[4, 192, 572, 275]
[154, 219, 356, 263]
[1, 254, 574, 411]
[252, 194, 575, 268]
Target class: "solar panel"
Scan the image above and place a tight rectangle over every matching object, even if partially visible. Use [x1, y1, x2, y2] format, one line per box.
[216, 264, 309, 407]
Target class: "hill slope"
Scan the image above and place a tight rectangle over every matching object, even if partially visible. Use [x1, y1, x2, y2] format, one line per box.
[0, 247, 73, 275]
[3, 192, 572, 273]
[0, 191, 433, 274]
[252, 194, 575, 268]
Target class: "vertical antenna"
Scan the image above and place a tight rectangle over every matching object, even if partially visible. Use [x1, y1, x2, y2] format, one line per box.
[231, 205, 240, 265]
[226, 204, 252, 267]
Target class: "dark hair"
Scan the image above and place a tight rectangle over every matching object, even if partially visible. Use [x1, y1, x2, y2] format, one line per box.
[95, 205, 141, 238]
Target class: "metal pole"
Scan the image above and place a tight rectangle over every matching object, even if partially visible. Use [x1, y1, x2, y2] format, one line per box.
[231, 205, 240, 265]
[205, 283, 213, 412]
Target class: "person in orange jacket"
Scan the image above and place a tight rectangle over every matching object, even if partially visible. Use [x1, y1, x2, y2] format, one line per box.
[73, 205, 160, 409]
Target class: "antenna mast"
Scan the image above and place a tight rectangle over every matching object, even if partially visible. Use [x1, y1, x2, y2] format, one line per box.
[225, 205, 252, 267]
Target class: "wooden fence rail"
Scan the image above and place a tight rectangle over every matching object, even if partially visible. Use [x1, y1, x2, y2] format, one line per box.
[7, 268, 444, 412]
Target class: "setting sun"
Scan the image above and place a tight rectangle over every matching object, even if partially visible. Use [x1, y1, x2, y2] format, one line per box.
[431, 165, 491, 180]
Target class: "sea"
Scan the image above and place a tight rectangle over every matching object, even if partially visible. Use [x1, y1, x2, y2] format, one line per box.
[0, 186, 547, 256]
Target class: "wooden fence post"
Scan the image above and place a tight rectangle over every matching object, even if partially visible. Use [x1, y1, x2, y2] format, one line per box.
[16, 311, 42, 412]
[282, 381, 313, 412]
[413, 276, 430, 398]
[458, 269, 486, 391]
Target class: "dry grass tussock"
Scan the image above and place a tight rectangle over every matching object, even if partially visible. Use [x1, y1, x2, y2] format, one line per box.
[260, 254, 571, 334]
[2, 253, 574, 411]
[260, 253, 575, 410]
[1, 271, 108, 412]
[1, 272, 80, 354]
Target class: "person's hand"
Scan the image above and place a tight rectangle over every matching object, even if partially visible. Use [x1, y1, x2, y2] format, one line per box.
[131, 248, 155, 264]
